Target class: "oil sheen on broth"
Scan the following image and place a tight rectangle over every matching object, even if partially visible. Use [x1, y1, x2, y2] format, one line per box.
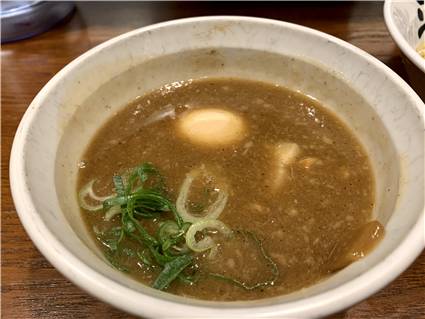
[78, 78, 384, 301]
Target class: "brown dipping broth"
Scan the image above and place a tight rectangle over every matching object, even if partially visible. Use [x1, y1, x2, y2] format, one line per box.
[78, 78, 383, 301]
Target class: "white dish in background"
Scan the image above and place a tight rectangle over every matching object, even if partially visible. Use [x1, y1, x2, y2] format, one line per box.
[384, 0, 425, 72]
[384, 0, 425, 99]
[10, 16, 425, 318]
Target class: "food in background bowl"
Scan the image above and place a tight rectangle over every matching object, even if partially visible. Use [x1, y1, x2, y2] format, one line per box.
[417, 41, 425, 58]
[78, 78, 384, 299]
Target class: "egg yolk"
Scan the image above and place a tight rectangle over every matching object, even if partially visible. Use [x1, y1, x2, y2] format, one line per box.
[177, 108, 246, 147]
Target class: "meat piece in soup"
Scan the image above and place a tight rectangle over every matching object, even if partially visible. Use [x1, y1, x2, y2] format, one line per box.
[77, 78, 384, 301]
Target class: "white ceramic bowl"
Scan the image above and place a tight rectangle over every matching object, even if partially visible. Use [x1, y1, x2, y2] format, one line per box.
[384, 0, 425, 99]
[10, 17, 425, 318]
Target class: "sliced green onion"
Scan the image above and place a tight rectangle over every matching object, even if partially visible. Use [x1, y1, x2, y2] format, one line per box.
[137, 250, 153, 267]
[78, 180, 114, 211]
[158, 221, 180, 239]
[152, 254, 193, 290]
[171, 243, 191, 254]
[113, 175, 125, 196]
[104, 206, 122, 221]
[176, 167, 228, 223]
[207, 245, 219, 259]
[185, 220, 232, 252]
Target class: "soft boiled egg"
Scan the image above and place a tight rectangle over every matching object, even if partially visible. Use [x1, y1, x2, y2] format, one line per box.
[177, 108, 246, 147]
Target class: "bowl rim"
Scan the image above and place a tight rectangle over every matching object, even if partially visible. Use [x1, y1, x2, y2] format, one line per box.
[384, 0, 425, 73]
[10, 15, 425, 318]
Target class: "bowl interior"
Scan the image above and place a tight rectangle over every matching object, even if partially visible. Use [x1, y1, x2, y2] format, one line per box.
[15, 17, 424, 313]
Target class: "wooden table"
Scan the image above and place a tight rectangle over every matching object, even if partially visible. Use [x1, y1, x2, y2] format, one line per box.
[2, 2, 424, 318]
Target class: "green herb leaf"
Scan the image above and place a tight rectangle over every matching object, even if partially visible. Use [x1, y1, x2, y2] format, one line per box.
[103, 196, 128, 210]
[148, 246, 176, 266]
[105, 251, 129, 273]
[113, 175, 125, 196]
[122, 214, 136, 234]
[137, 250, 153, 267]
[152, 255, 193, 290]
[178, 272, 200, 285]
[208, 231, 279, 290]
[128, 215, 158, 246]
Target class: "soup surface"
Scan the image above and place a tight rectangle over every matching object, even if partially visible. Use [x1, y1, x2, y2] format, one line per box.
[78, 78, 383, 300]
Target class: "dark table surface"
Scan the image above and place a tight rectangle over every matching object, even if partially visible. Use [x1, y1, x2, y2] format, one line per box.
[2, 2, 424, 318]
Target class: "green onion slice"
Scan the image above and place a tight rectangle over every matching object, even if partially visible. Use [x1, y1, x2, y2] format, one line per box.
[152, 254, 193, 290]
[185, 219, 232, 252]
[78, 180, 114, 211]
[176, 167, 228, 223]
